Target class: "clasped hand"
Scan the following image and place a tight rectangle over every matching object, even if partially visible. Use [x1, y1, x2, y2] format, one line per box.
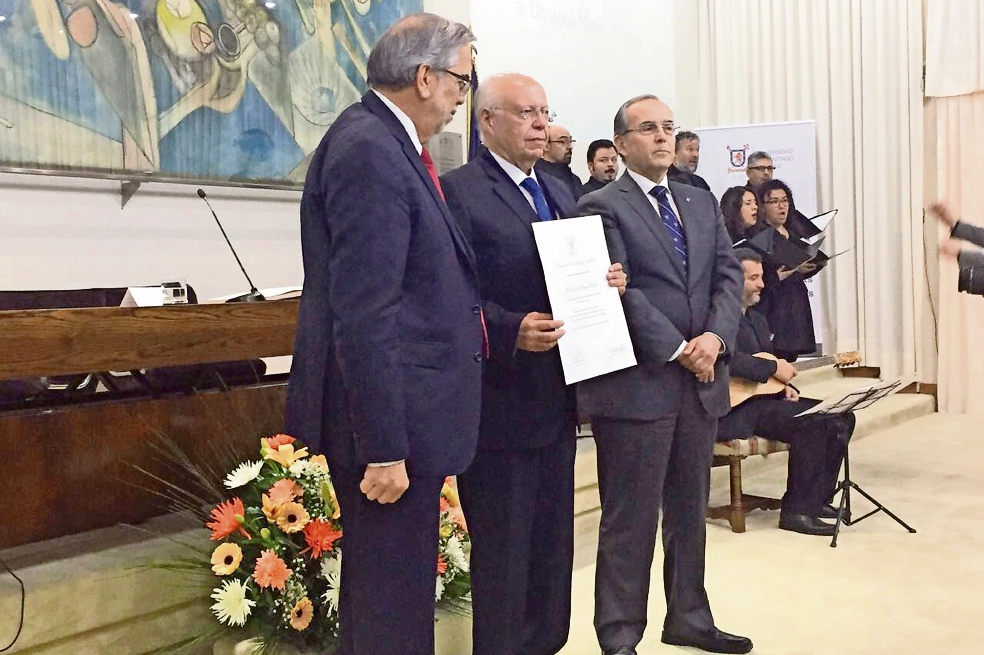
[360, 461, 410, 504]
[678, 332, 721, 383]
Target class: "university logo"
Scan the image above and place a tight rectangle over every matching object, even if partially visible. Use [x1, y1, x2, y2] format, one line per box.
[727, 144, 750, 169]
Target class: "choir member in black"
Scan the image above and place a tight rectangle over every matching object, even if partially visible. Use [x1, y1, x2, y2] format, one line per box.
[720, 186, 760, 244]
[752, 179, 818, 361]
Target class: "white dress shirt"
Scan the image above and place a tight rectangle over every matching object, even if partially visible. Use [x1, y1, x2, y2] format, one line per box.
[372, 89, 423, 155]
[623, 168, 725, 361]
[489, 150, 542, 213]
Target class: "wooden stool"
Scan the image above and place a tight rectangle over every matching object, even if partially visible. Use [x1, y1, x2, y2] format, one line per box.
[707, 437, 789, 533]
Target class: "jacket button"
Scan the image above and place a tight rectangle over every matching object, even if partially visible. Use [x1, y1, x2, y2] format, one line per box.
[472, 305, 481, 314]
[474, 352, 482, 362]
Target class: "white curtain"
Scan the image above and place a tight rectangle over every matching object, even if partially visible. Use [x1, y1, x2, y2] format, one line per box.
[925, 0, 984, 98]
[696, 0, 925, 380]
[925, 93, 984, 413]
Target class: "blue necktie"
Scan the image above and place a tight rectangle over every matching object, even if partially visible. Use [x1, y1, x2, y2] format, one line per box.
[649, 186, 688, 267]
[519, 177, 554, 221]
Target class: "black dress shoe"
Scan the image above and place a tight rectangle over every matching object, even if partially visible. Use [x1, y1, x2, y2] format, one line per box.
[661, 627, 753, 654]
[779, 512, 836, 536]
[602, 648, 636, 655]
[818, 504, 851, 522]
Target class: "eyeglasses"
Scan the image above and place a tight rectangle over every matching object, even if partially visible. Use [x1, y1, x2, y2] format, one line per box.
[437, 68, 471, 93]
[490, 106, 556, 123]
[764, 198, 789, 206]
[549, 138, 576, 146]
[747, 165, 775, 172]
[621, 121, 676, 137]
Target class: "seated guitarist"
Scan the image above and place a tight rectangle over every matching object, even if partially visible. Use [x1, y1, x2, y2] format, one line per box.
[721, 249, 856, 536]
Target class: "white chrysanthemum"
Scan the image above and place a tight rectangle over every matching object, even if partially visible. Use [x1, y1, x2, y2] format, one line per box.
[321, 551, 342, 614]
[210, 579, 256, 626]
[444, 535, 469, 573]
[320, 550, 342, 579]
[223, 460, 264, 489]
[435, 576, 445, 601]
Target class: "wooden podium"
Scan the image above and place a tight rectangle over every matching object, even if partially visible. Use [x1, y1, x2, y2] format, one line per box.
[0, 300, 300, 549]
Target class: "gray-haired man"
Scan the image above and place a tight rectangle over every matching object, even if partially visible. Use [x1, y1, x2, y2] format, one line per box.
[286, 13, 483, 655]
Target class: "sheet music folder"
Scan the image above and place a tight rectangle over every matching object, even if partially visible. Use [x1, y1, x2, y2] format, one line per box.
[736, 228, 822, 269]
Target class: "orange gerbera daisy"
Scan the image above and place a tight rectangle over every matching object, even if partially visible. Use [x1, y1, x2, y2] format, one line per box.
[302, 519, 343, 559]
[252, 549, 292, 590]
[267, 478, 304, 506]
[448, 507, 468, 531]
[262, 434, 296, 450]
[275, 502, 311, 533]
[290, 597, 314, 631]
[437, 554, 448, 575]
[265, 444, 310, 468]
[206, 497, 252, 541]
[210, 542, 243, 576]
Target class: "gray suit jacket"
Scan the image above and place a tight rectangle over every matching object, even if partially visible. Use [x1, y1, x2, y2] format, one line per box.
[953, 221, 984, 268]
[577, 173, 743, 419]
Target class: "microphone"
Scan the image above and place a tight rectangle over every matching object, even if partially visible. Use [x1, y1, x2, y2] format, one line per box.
[196, 188, 265, 302]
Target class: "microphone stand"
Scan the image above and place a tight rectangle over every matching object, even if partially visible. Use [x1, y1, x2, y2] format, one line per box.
[197, 189, 265, 302]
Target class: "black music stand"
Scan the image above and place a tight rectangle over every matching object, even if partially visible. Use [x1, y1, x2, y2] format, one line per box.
[795, 378, 918, 547]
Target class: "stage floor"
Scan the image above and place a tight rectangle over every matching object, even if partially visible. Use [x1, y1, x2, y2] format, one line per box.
[563, 412, 984, 655]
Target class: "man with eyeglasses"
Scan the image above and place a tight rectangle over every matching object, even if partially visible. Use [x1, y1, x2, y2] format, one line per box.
[667, 130, 713, 193]
[286, 14, 483, 655]
[744, 150, 775, 190]
[577, 94, 751, 655]
[536, 122, 585, 199]
[441, 72, 627, 655]
[583, 139, 620, 194]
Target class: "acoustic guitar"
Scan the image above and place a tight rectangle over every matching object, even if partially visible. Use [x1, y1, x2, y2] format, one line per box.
[729, 351, 862, 406]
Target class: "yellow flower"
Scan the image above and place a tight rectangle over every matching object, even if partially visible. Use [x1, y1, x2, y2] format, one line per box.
[276, 502, 311, 533]
[210, 543, 243, 576]
[290, 597, 314, 630]
[440, 523, 453, 539]
[265, 444, 310, 468]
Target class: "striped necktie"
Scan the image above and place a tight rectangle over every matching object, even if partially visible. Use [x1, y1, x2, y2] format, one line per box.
[649, 186, 687, 266]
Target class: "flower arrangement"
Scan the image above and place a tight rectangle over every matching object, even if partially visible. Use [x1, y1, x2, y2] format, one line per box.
[196, 433, 470, 653]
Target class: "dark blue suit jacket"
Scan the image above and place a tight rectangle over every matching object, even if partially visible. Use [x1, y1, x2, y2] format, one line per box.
[286, 92, 485, 477]
[577, 174, 743, 420]
[442, 149, 578, 450]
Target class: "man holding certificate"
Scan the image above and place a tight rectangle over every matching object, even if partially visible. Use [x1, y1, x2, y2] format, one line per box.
[577, 95, 749, 655]
[441, 73, 626, 655]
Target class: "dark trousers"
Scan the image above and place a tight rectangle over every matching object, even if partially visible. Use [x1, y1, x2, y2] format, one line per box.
[717, 395, 854, 515]
[592, 386, 717, 652]
[331, 466, 444, 655]
[458, 426, 576, 655]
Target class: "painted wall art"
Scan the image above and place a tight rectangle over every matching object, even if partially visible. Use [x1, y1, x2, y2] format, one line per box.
[0, 0, 422, 183]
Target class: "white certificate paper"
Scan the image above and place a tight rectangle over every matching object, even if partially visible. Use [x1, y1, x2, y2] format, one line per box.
[532, 215, 637, 384]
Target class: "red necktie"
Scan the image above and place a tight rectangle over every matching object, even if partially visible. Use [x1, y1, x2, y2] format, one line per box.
[420, 147, 445, 201]
[420, 148, 487, 358]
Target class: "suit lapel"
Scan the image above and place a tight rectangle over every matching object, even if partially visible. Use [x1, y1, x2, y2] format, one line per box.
[480, 151, 540, 233]
[362, 93, 479, 278]
[669, 181, 706, 291]
[617, 174, 687, 283]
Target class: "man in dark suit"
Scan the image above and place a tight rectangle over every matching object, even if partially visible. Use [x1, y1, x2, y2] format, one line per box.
[577, 94, 750, 655]
[442, 72, 626, 655]
[583, 138, 619, 194]
[285, 14, 483, 655]
[721, 249, 854, 536]
[667, 130, 713, 193]
[536, 122, 585, 199]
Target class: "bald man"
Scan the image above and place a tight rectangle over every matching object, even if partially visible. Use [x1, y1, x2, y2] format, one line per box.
[536, 122, 584, 199]
[442, 73, 625, 655]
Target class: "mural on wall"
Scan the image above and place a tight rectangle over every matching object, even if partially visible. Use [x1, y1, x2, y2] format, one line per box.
[0, 0, 422, 183]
